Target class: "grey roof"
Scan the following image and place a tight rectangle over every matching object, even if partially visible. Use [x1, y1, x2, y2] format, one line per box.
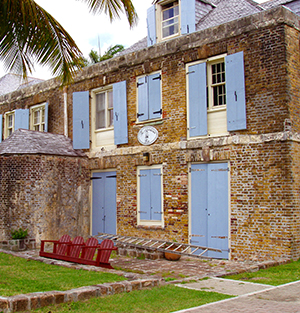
[0, 73, 44, 96]
[260, 0, 294, 9]
[0, 129, 86, 157]
[120, 0, 263, 55]
[196, 0, 262, 31]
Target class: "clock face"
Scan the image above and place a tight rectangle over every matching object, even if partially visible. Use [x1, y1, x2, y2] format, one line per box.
[138, 126, 158, 146]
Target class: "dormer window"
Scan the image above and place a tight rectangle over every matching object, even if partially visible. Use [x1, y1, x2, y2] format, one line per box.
[162, 1, 179, 39]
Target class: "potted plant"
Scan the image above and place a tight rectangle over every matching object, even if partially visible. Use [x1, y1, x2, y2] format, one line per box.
[164, 240, 181, 261]
[10, 228, 28, 251]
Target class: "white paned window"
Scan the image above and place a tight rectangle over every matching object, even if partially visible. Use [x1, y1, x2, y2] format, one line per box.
[4, 111, 15, 138]
[162, 1, 179, 39]
[95, 90, 113, 130]
[30, 103, 46, 132]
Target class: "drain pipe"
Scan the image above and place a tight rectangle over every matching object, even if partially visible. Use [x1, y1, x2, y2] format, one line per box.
[63, 86, 68, 137]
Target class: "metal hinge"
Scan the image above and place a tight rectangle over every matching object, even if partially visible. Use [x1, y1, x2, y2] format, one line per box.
[186, 71, 195, 75]
[90, 177, 102, 180]
[153, 173, 162, 176]
[153, 109, 162, 115]
[189, 168, 205, 173]
[152, 74, 161, 81]
[211, 168, 230, 172]
[138, 174, 147, 177]
[137, 112, 144, 118]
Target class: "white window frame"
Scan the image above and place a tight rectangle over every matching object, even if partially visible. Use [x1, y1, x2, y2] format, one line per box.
[91, 86, 115, 150]
[4, 111, 15, 139]
[187, 54, 228, 138]
[137, 165, 164, 227]
[30, 103, 46, 132]
[156, 0, 181, 43]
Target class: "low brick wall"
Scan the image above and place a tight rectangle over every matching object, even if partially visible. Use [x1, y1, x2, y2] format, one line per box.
[0, 278, 163, 313]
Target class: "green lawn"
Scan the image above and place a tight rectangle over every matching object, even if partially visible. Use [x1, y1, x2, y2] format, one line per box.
[225, 259, 300, 286]
[32, 285, 232, 313]
[0, 252, 126, 296]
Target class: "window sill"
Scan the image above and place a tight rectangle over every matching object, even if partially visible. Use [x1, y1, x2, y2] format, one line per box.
[136, 224, 165, 230]
[134, 118, 164, 128]
[94, 127, 114, 133]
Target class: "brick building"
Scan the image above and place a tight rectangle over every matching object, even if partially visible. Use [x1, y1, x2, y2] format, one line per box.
[0, 0, 300, 261]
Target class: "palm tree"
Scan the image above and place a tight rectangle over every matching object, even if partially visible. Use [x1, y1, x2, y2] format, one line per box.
[88, 44, 125, 64]
[0, 0, 137, 85]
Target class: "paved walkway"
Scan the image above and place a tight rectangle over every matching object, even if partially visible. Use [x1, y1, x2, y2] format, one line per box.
[174, 278, 300, 313]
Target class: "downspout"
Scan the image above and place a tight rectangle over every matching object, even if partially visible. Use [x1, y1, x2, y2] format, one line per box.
[63, 86, 68, 137]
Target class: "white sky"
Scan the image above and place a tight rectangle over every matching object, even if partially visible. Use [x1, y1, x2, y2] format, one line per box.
[0, 0, 265, 80]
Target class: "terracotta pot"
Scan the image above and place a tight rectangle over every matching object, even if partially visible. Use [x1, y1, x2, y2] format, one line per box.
[164, 251, 181, 261]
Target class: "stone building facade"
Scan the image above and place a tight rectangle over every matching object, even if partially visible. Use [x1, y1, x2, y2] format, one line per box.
[0, 0, 300, 261]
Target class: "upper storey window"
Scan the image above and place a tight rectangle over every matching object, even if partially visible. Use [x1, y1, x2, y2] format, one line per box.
[162, 1, 179, 39]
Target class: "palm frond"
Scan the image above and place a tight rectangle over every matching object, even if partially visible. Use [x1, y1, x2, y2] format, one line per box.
[83, 0, 138, 27]
[0, 0, 83, 84]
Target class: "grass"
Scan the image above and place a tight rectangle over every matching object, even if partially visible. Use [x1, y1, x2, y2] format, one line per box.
[32, 285, 232, 313]
[0, 252, 126, 297]
[225, 259, 300, 286]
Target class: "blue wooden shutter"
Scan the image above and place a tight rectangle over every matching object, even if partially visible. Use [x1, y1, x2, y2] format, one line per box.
[104, 172, 117, 235]
[207, 163, 229, 259]
[225, 51, 247, 131]
[190, 164, 208, 249]
[44, 102, 49, 132]
[73, 91, 90, 149]
[188, 62, 207, 137]
[15, 109, 29, 130]
[148, 73, 162, 120]
[92, 172, 104, 236]
[181, 0, 196, 34]
[137, 76, 148, 121]
[139, 169, 151, 220]
[150, 168, 162, 221]
[147, 5, 156, 46]
[113, 81, 128, 145]
[0, 114, 2, 142]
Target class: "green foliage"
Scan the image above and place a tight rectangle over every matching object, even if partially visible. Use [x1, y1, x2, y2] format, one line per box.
[32, 285, 231, 312]
[11, 228, 28, 240]
[87, 44, 125, 65]
[225, 259, 300, 286]
[0, 1, 136, 85]
[0, 252, 125, 297]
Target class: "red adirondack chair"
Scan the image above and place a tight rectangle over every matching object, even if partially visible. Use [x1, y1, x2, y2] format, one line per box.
[66, 236, 85, 258]
[39, 234, 71, 259]
[95, 239, 118, 269]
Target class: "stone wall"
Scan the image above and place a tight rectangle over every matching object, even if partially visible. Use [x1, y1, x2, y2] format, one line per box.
[0, 155, 90, 243]
[0, 7, 300, 260]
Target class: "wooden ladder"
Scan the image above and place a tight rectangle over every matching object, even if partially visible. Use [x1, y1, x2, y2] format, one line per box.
[95, 233, 221, 259]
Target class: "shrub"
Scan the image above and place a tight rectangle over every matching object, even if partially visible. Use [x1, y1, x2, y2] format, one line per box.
[11, 228, 28, 240]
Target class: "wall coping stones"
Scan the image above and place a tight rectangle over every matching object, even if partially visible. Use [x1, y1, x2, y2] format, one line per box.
[0, 6, 299, 105]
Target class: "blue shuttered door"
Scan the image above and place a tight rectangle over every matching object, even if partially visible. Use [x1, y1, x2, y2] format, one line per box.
[92, 173, 105, 236]
[92, 172, 117, 235]
[137, 77, 148, 121]
[207, 163, 229, 259]
[190, 163, 229, 259]
[44, 102, 49, 132]
[148, 73, 162, 120]
[225, 52, 247, 131]
[73, 91, 90, 149]
[104, 173, 117, 234]
[147, 5, 156, 47]
[139, 169, 151, 220]
[113, 81, 128, 145]
[188, 63, 207, 137]
[15, 109, 29, 130]
[181, 0, 196, 34]
[190, 164, 208, 248]
[0, 114, 2, 142]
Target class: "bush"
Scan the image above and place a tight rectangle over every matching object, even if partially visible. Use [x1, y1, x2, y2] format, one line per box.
[11, 228, 28, 240]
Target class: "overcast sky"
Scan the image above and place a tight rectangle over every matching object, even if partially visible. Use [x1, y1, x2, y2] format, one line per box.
[0, 0, 265, 80]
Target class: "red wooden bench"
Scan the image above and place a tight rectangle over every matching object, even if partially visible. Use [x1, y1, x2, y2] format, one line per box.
[39, 236, 117, 269]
